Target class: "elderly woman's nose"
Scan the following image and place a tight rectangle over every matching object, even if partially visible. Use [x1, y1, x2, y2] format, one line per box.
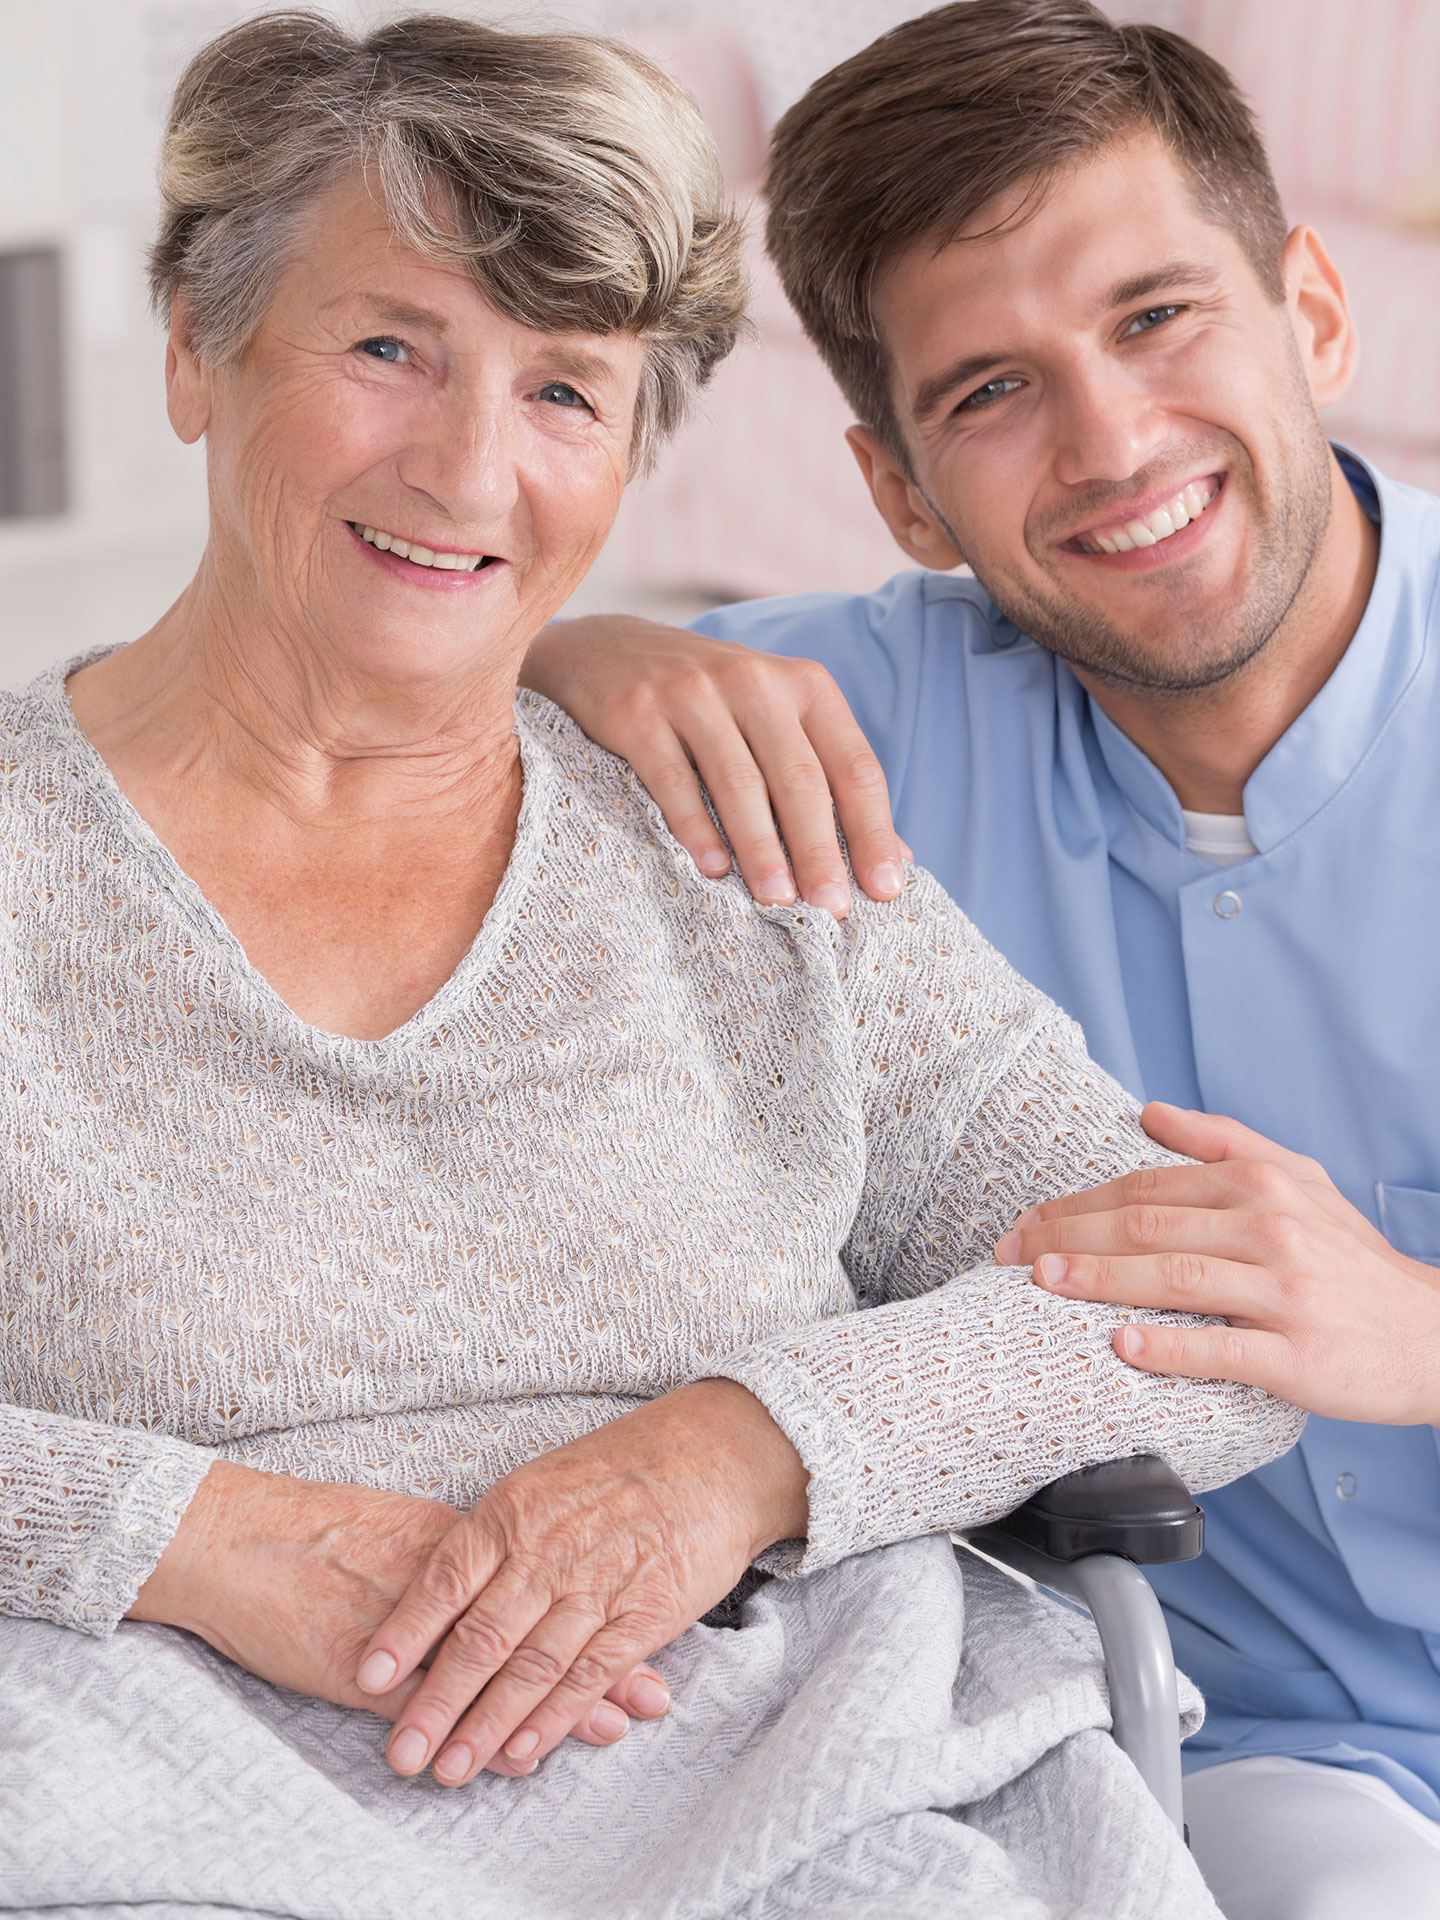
[398, 410, 520, 519]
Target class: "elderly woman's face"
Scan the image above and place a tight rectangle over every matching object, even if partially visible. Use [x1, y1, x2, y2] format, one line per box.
[170, 172, 646, 682]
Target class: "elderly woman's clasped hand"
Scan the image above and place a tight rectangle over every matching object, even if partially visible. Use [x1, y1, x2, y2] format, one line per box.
[357, 1378, 809, 1785]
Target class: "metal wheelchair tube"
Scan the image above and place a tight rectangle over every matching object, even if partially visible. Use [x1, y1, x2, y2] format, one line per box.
[1068, 1552, 1186, 1838]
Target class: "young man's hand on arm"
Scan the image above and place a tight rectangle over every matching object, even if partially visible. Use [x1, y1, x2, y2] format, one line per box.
[523, 616, 910, 918]
[996, 1104, 1440, 1426]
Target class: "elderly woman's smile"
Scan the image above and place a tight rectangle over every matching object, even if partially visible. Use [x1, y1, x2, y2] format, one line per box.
[186, 173, 645, 679]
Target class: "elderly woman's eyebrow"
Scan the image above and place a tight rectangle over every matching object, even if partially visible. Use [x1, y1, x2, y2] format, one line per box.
[340, 297, 451, 336]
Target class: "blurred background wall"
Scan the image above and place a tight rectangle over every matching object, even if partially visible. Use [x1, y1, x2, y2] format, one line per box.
[2, 0, 1438, 689]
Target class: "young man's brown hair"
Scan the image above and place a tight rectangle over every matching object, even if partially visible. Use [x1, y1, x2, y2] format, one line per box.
[765, 0, 1287, 468]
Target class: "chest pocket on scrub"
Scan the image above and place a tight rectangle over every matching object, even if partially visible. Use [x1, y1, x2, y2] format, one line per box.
[1376, 1183, 1440, 1267]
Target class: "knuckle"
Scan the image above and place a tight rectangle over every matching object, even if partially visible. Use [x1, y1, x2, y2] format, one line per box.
[770, 754, 830, 798]
[607, 679, 664, 731]
[563, 1649, 614, 1696]
[784, 656, 836, 702]
[1214, 1326, 1250, 1374]
[502, 1642, 570, 1692]
[1121, 1205, 1163, 1251]
[1160, 1251, 1207, 1304]
[718, 651, 783, 702]
[1243, 1161, 1291, 1204]
[419, 1549, 475, 1616]
[712, 756, 768, 799]
[835, 752, 889, 799]
[445, 1610, 511, 1672]
[1124, 1166, 1161, 1202]
[1260, 1211, 1307, 1263]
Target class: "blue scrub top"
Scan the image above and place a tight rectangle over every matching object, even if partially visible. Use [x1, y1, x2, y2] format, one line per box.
[692, 451, 1440, 1816]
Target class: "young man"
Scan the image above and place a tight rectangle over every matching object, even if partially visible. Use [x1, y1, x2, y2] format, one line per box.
[524, 5, 1440, 1915]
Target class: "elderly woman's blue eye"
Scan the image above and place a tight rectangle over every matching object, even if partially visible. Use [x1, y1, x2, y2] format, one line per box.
[539, 382, 587, 408]
[359, 337, 409, 363]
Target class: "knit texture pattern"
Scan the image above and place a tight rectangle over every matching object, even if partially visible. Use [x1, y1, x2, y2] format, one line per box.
[0, 664, 1303, 1634]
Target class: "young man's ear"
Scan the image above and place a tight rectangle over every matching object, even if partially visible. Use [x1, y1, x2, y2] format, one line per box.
[1283, 225, 1357, 412]
[846, 425, 966, 569]
[165, 296, 213, 445]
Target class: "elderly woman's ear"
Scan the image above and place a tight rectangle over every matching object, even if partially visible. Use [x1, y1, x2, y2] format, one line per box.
[165, 296, 211, 445]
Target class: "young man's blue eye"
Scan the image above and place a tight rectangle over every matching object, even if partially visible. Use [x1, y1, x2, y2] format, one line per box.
[1132, 306, 1180, 332]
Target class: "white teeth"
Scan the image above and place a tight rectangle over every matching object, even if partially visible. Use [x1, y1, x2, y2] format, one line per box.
[354, 523, 489, 571]
[1077, 479, 1218, 555]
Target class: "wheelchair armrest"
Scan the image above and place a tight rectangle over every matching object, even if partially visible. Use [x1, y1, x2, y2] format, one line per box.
[972, 1454, 1203, 1566]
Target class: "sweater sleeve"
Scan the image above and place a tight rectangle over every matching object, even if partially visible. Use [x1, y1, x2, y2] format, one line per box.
[0, 1401, 213, 1634]
[713, 866, 1306, 1572]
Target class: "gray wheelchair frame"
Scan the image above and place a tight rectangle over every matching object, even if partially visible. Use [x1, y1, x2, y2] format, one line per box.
[959, 1454, 1204, 1837]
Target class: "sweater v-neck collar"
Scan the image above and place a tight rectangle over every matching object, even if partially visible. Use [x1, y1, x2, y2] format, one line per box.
[40, 645, 553, 1061]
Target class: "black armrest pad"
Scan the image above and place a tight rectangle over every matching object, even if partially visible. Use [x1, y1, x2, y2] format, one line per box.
[982, 1454, 1203, 1565]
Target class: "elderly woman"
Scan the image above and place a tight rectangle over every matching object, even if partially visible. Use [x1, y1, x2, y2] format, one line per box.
[1, 13, 1299, 1919]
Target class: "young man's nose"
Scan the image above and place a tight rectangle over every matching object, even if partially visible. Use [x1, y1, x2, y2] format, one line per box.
[1048, 367, 1171, 491]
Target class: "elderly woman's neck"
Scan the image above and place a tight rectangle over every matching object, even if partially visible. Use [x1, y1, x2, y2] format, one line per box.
[70, 586, 525, 830]
[65, 586, 532, 1040]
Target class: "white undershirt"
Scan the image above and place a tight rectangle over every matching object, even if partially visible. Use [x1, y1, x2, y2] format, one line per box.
[1182, 808, 1258, 866]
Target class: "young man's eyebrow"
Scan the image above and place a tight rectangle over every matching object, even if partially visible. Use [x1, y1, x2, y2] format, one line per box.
[911, 352, 1011, 425]
[1102, 260, 1220, 309]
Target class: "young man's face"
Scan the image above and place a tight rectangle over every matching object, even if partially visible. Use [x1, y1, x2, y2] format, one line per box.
[867, 133, 1342, 692]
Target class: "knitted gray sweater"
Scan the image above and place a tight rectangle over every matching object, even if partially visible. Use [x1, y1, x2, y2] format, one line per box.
[0, 665, 1303, 1635]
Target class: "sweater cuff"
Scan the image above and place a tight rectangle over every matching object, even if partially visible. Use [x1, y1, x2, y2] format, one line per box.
[711, 1342, 875, 1573]
[1, 1405, 215, 1635]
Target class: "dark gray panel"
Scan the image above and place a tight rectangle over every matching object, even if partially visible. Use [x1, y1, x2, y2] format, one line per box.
[0, 249, 68, 520]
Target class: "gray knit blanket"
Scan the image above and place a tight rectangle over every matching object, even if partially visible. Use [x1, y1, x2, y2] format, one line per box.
[0, 1539, 1217, 1920]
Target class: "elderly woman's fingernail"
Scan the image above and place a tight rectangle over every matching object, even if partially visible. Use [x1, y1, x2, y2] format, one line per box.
[388, 1727, 429, 1772]
[504, 1728, 542, 1761]
[697, 849, 731, 877]
[752, 872, 797, 905]
[871, 862, 904, 897]
[590, 1702, 629, 1741]
[627, 1674, 670, 1717]
[1035, 1253, 1069, 1287]
[1117, 1325, 1145, 1361]
[807, 881, 850, 917]
[994, 1231, 1020, 1263]
[434, 1742, 472, 1783]
[357, 1650, 398, 1693]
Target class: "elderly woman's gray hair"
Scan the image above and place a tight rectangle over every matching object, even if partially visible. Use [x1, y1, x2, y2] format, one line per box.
[147, 10, 746, 470]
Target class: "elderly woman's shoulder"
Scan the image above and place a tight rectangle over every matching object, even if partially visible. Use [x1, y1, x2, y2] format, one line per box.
[0, 667, 103, 857]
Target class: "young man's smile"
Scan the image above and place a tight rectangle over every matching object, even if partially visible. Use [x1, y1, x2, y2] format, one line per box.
[856, 131, 1365, 703]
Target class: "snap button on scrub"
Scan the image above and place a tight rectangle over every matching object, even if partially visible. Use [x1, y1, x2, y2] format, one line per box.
[1336, 1473, 1358, 1500]
[1213, 890, 1242, 918]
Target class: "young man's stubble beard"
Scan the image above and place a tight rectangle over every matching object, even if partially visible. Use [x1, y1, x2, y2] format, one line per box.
[924, 346, 1335, 698]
